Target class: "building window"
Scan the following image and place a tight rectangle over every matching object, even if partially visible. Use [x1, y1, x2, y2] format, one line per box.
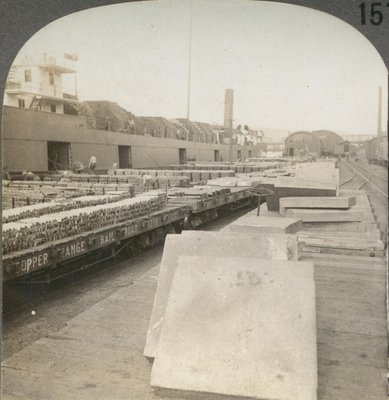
[24, 70, 32, 82]
[18, 98, 25, 108]
[50, 104, 57, 113]
[49, 72, 54, 85]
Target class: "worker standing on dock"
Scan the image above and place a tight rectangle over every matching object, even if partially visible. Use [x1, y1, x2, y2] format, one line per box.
[89, 155, 97, 174]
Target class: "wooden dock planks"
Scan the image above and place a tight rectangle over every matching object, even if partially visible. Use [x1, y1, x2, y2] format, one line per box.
[1, 252, 387, 400]
[301, 253, 387, 400]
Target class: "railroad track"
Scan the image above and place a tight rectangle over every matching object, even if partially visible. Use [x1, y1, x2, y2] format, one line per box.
[350, 160, 388, 183]
[340, 160, 388, 200]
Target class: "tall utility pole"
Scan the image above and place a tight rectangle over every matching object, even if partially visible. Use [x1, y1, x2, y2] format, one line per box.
[377, 86, 382, 136]
[186, 0, 193, 121]
[224, 89, 234, 163]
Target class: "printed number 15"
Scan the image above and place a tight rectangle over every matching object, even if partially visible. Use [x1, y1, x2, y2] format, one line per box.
[359, 2, 385, 25]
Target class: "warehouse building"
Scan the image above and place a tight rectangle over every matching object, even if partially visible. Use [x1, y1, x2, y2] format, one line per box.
[312, 130, 344, 155]
[284, 131, 322, 156]
[284, 130, 346, 157]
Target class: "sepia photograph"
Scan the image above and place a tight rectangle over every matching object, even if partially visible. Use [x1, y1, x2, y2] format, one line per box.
[1, 0, 388, 399]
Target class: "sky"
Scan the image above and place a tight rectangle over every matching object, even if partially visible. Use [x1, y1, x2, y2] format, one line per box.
[13, 0, 388, 137]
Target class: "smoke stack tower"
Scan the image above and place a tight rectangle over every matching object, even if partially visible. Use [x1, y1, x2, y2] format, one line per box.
[224, 89, 234, 163]
[377, 86, 382, 136]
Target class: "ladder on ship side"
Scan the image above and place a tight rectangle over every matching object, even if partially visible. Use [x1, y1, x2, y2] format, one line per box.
[29, 96, 42, 111]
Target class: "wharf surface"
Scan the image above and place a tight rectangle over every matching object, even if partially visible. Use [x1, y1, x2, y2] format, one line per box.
[2, 253, 387, 399]
[2, 190, 388, 399]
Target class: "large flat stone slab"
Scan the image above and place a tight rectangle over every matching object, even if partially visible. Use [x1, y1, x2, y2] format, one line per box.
[144, 232, 298, 359]
[151, 256, 317, 400]
[275, 176, 337, 191]
[181, 230, 298, 260]
[227, 215, 302, 234]
[298, 229, 382, 240]
[295, 162, 338, 187]
[302, 221, 367, 232]
[267, 186, 337, 211]
[283, 209, 364, 223]
[279, 196, 356, 215]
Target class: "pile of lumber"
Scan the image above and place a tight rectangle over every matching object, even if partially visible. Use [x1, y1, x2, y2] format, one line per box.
[2, 193, 167, 254]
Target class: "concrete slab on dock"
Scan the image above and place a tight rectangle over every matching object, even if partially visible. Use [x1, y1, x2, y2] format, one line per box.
[227, 215, 302, 234]
[275, 177, 337, 191]
[279, 196, 356, 215]
[151, 256, 318, 400]
[267, 186, 337, 211]
[295, 162, 339, 187]
[284, 208, 364, 222]
[144, 232, 298, 359]
[302, 221, 367, 232]
[180, 230, 298, 260]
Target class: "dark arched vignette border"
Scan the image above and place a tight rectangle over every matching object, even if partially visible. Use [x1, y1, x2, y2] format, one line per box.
[0, 0, 388, 147]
